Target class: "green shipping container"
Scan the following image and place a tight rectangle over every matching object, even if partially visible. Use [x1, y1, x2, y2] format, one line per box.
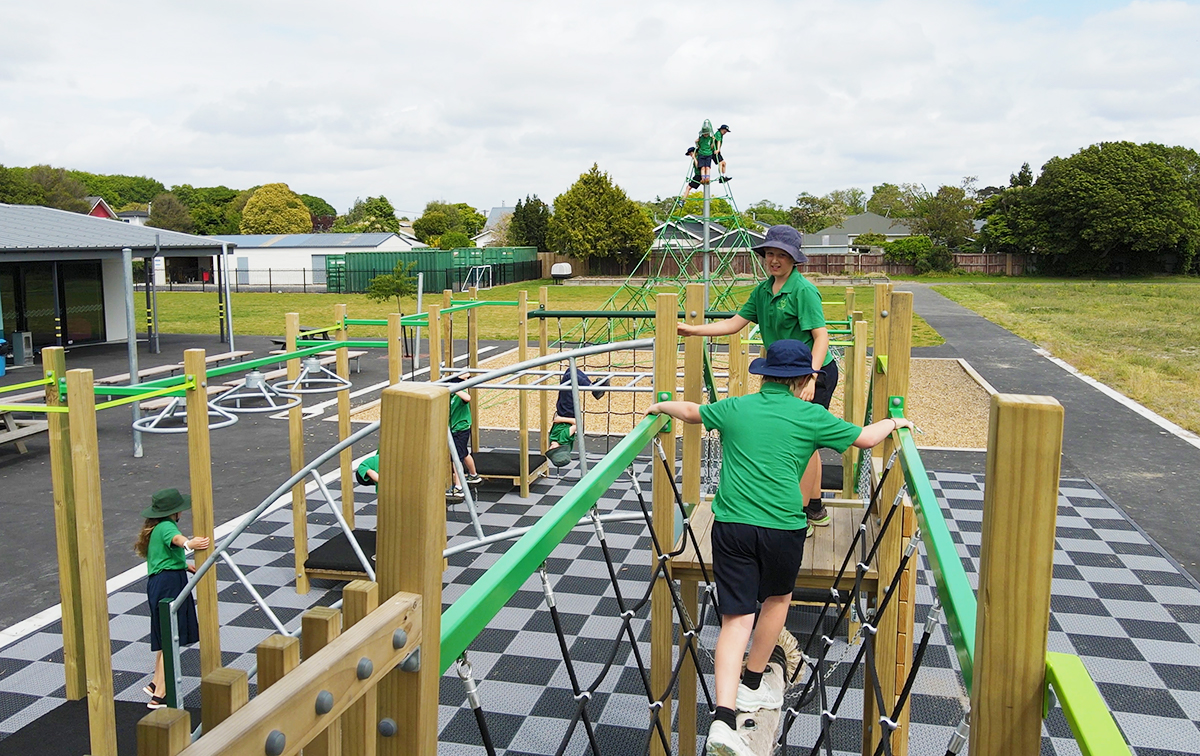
[451, 246, 538, 267]
[324, 255, 346, 293]
[344, 249, 455, 294]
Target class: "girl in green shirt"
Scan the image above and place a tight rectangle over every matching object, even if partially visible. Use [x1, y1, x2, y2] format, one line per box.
[135, 488, 208, 709]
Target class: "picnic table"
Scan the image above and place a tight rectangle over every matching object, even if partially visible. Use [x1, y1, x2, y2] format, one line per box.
[0, 410, 49, 454]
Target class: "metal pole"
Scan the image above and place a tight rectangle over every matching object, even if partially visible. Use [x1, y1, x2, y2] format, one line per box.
[702, 180, 711, 311]
[221, 242, 236, 350]
[414, 272, 424, 373]
[568, 357, 588, 477]
[151, 235, 160, 353]
[122, 247, 143, 458]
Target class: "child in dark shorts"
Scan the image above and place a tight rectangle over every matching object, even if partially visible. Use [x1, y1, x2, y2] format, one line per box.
[546, 367, 607, 467]
[134, 488, 209, 709]
[449, 374, 482, 494]
[685, 147, 703, 191]
[647, 339, 910, 755]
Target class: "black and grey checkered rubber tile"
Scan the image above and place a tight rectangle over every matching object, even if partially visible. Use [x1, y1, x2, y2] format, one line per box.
[2, 460, 1198, 755]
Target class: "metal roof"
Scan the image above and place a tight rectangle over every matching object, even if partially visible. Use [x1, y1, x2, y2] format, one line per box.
[484, 206, 513, 230]
[810, 212, 912, 237]
[0, 202, 230, 256]
[210, 233, 397, 248]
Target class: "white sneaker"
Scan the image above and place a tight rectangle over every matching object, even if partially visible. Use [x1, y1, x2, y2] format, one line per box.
[706, 720, 750, 756]
[736, 666, 783, 711]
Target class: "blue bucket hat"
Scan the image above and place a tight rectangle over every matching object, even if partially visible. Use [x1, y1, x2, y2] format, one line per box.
[753, 225, 807, 264]
[748, 339, 823, 379]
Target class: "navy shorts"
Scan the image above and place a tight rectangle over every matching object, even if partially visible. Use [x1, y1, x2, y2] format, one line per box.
[452, 429, 471, 461]
[697, 154, 713, 168]
[712, 521, 806, 616]
[812, 358, 839, 410]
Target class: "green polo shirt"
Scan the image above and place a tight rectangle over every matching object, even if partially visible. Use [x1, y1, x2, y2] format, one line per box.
[699, 383, 861, 530]
[146, 519, 187, 575]
[696, 134, 715, 156]
[357, 453, 379, 486]
[714, 131, 724, 153]
[449, 392, 472, 432]
[738, 269, 833, 366]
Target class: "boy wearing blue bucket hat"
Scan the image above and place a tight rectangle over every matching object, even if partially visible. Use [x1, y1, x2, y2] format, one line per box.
[678, 224, 837, 533]
[647, 339, 910, 755]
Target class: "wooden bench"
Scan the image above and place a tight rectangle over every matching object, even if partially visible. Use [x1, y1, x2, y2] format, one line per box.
[0, 411, 49, 454]
[139, 385, 227, 411]
[267, 349, 365, 373]
[95, 363, 183, 385]
[205, 350, 252, 367]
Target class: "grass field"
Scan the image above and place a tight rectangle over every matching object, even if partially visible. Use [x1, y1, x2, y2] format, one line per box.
[933, 281, 1200, 434]
[155, 279, 944, 347]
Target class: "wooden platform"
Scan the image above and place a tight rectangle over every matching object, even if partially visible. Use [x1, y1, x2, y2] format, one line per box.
[670, 501, 879, 593]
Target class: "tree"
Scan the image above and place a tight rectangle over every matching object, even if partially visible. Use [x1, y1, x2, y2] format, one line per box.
[866, 183, 922, 219]
[746, 200, 793, 228]
[300, 194, 336, 218]
[854, 232, 887, 247]
[909, 183, 978, 251]
[239, 183, 313, 234]
[1016, 142, 1200, 274]
[147, 192, 195, 233]
[547, 164, 654, 259]
[411, 201, 485, 242]
[69, 171, 164, 208]
[364, 261, 418, 312]
[439, 231, 472, 249]
[882, 235, 953, 273]
[509, 194, 551, 252]
[26, 165, 89, 212]
[333, 196, 399, 234]
[974, 164, 1037, 255]
[827, 188, 866, 215]
[789, 192, 847, 233]
[484, 213, 513, 247]
[0, 165, 45, 205]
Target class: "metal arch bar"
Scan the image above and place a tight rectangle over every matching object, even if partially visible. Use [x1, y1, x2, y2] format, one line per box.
[218, 552, 289, 636]
[444, 512, 645, 556]
[310, 469, 375, 581]
[447, 426, 487, 542]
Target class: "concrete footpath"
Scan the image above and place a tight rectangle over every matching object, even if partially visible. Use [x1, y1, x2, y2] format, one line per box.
[905, 283, 1200, 583]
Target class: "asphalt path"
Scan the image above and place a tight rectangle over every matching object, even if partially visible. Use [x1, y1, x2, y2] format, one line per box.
[905, 283, 1200, 583]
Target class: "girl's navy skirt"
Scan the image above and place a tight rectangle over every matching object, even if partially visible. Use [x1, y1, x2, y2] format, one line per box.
[147, 568, 200, 652]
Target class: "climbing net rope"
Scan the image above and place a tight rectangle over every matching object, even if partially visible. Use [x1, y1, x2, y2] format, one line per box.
[454, 438, 970, 755]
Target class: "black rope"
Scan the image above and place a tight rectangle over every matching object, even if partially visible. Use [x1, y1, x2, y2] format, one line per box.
[539, 565, 603, 755]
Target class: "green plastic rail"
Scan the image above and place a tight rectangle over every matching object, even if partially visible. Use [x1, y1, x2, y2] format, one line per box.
[297, 339, 389, 349]
[95, 378, 195, 411]
[889, 397, 1132, 755]
[439, 413, 669, 673]
[528, 310, 737, 320]
[0, 375, 54, 394]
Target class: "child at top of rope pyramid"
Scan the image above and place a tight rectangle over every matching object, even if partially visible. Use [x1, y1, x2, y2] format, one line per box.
[647, 339, 910, 756]
[714, 123, 731, 182]
[678, 225, 836, 535]
[545, 366, 607, 467]
[685, 147, 703, 191]
[694, 119, 717, 184]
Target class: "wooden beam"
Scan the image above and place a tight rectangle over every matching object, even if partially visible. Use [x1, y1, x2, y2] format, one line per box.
[335, 304, 354, 528]
[286, 313, 309, 595]
[842, 317, 868, 499]
[442, 289, 453, 369]
[538, 286, 550, 453]
[137, 708, 192, 756]
[427, 304, 441, 382]
[468, 287, 480, 455]
[201, 667, 248, 735]
[649, 293, 678, 756]
[969, 394, 1063, 756]
[43, 347, 85, 700]
[870, 283, 892, 461]
[376, 383, 447, 756]
[682, 284, 703, 507]
[303, 607, 343, 756]
[183, 349, 221, 682]
[65, 369, 117, 756]
[341, 581, 380, 756]
[256, 634, 299, 692]
[386, 313, 401, 386]
[518, 289, 530, 498]
[678, 579, 698, 756]
[844, 286, 856, 325]
[727, 327, 747, 398]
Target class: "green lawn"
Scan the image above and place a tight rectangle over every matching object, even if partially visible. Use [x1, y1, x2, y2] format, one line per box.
[933, 282, 1200, 434]
[155, 279, 943, 347]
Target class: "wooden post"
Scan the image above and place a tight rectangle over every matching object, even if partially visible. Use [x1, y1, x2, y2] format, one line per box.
[649, 293, 678, 756]
[682, 284, 703, 507]
[538, 286, 550, 453]
[442, 289, 453, 369]
[893, 499, 918, 756]
[201, 667, 248, 735]
[678, 578, 699, 756]
[43, 347, 85, 700]
[137, 708, 192, 756]
[863, 291, 912, 756]
[870, 283, 892, 461]
[256, 634, 300, 692]
[518, 290, 530, 497]
[468, 287, 480, 455]
[845, 286, 856, 325]
[386, 312, 402, 386]
[427, 304, 441, 382]
[376, 382, 446, 756]
[335, 304, 354, 528]
[286, 313, 309, 594]
[842, 317, 868, 499]
[183, 349, 221, 681]
[969, 394, 1064, 756]
[303, 606, 343, 756]
[341, 581, 380, 756]
[727, 327, 747, 398]
[65, 369, 117, 756]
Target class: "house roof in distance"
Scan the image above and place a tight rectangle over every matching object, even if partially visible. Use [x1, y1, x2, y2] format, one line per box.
[210, 232, 399, 248]
[810, 212, 912, 237]
[0, 203, 231, 257]
[484, 206, 513, 229]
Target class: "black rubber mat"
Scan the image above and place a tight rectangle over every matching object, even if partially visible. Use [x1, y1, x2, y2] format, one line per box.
[0, 699, 199, 756]
[474, 449, 547, 476]
[304, 529, 376, 573]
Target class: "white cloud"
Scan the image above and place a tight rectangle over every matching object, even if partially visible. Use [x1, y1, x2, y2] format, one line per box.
[1, 0, 1198, 214]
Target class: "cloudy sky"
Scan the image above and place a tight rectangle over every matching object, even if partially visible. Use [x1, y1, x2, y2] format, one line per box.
[2, 0, 1198, 217]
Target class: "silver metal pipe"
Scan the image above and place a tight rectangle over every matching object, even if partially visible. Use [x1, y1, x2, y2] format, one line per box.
[703, 180, 711, 310]
[443, 512, 645, 557]
[219, 552, 289, 635]
[414, 272, 423, 374]
[447, 426, 486, 541]
[122, 247, 143, 458]
[221, 242, 235, 350]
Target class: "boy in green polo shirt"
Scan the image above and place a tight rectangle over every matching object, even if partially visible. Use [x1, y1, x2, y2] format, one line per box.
[678, 224, 837, 532]
[695, 120, 716, 184]
[449, 374, 483, 496]
[646, 339, 910, 756]
[714, 124, 731, 182]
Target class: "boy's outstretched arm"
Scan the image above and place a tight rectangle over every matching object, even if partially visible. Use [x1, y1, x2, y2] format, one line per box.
[646, 400, 702, 425]
[853, 417, 914, 449]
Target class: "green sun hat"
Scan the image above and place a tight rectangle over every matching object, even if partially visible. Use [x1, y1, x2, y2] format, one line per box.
[140, 488, 192, 519]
